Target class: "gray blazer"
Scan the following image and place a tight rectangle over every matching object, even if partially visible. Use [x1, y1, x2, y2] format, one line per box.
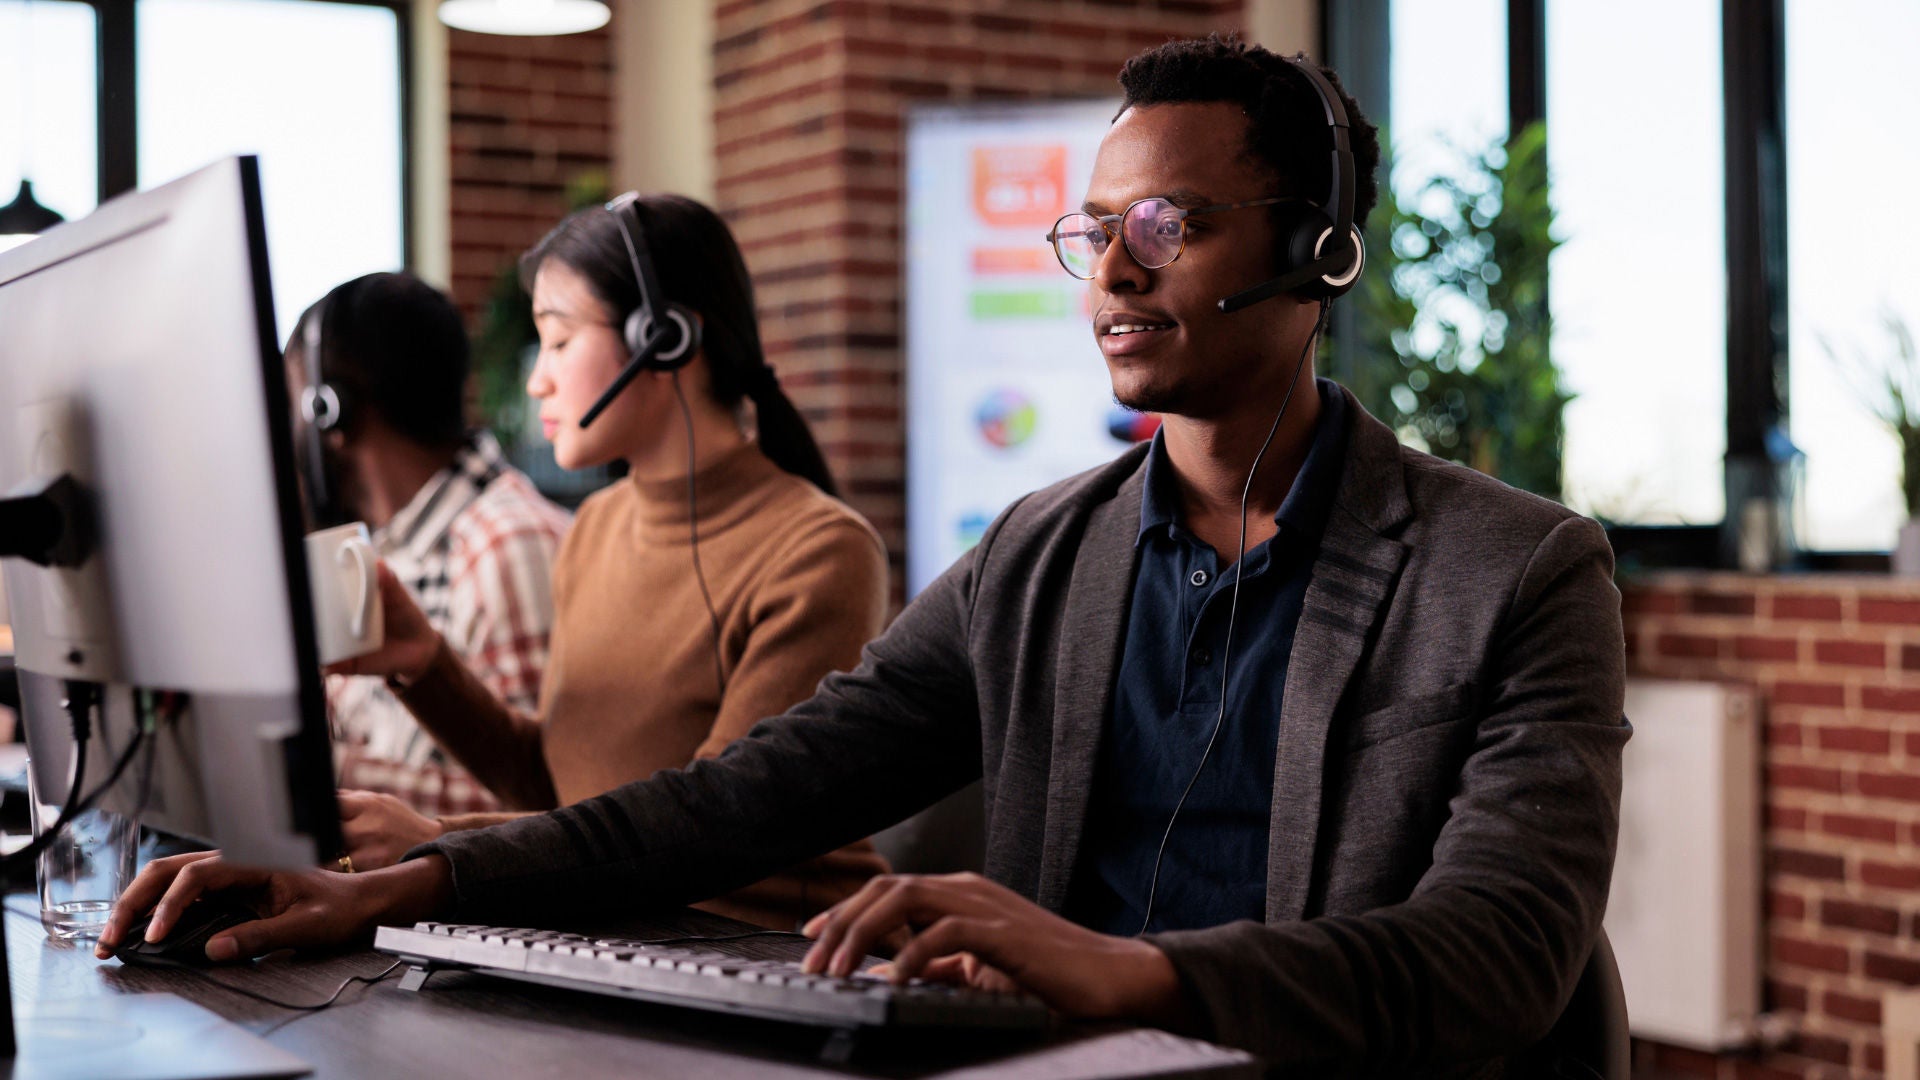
[424, 384, 1629, 1076]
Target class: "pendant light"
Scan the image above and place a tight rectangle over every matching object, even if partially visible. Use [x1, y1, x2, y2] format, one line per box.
[0, 180, 63, 252]
[437, 0, 610, 36]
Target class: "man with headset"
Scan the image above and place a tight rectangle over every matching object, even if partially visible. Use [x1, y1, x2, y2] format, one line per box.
[105, 37, 1626, 1076]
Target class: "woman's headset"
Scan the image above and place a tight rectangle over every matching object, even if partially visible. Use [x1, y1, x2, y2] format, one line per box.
[577, 192, 706, 430]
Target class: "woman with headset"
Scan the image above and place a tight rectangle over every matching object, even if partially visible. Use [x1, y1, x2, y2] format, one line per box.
[331, 194, 890, 930]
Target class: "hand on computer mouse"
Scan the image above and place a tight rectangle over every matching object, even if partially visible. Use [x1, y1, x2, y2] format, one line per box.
[95, 850, 455, 963]
[112, 896, 261, 968]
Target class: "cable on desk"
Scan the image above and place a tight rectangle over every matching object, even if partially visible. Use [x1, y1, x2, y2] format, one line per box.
[184, 957, 406, 1013]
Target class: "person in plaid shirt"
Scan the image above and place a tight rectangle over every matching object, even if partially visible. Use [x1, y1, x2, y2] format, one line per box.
[285, 273, 570, 818]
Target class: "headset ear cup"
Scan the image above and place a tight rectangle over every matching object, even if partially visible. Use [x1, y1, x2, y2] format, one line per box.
[624, 307, 648, 356]
[655, 306, 701, 368]
[1321, 225, 1365, 298]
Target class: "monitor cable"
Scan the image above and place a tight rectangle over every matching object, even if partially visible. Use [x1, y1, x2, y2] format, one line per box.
[1135, 299, 1330, 937]
[1, 681, 152, 875]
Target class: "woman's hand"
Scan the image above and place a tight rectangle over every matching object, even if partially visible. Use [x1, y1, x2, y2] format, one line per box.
[339, 790, 445, 872]
[95, 851, 456, 963]
[325, 561, 440, 684]
[800, 872, 1191, 1027]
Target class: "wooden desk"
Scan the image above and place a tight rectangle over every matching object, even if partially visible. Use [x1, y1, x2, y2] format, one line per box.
[6, 899, 1257, 1079]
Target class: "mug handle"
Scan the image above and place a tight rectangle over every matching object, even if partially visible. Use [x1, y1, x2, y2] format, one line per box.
[338, 539, 376, 641]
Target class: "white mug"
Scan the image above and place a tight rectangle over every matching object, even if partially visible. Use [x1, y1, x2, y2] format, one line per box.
[304, 522, 384, 665]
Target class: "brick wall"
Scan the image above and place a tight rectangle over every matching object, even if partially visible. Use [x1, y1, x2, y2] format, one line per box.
[446, 23, 616, 322]
[711, 0, 1247, 599]
[1625, 573, 1920, 1080]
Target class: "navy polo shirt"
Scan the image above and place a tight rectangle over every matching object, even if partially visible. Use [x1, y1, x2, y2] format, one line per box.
[1068, 379, 1350, 936]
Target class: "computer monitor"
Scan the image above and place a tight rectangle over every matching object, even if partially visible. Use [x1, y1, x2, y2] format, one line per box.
[0, 155, 339, 869]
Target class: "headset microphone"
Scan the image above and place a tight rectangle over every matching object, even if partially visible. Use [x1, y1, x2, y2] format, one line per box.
[578, 192, 704, 429]
[1215, 54, 1365, 314]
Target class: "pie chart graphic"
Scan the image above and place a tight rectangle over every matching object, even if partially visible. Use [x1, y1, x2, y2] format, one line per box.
[975, 389, 1038, 449]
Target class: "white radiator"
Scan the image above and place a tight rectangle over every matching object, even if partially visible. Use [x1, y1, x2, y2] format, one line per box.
[1604, 678, 1762, 1049]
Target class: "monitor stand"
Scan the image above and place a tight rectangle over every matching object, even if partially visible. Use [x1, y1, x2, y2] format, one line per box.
[0, 873, 310, 1078]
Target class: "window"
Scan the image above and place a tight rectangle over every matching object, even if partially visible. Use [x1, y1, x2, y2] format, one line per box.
[1547, 0, 1725, 526]
[1785, 0, 1920, 551]
[138, 0, 406, 336]
[0, 0, 98, 244]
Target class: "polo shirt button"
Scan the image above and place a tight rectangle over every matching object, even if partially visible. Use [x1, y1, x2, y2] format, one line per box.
[1189, 569, 1209, 587]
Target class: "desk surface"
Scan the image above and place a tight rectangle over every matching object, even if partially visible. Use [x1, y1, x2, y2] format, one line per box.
[5, 899, 1257, 1079]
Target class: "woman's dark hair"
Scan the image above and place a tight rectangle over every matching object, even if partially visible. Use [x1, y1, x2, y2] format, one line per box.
[1117, 34, 1382, 234]
[518, 195, 840, 498]
[288, 271, 470, 450]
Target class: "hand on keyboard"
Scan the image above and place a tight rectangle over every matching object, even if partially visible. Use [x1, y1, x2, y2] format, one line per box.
[799, 871, 1192, 1028]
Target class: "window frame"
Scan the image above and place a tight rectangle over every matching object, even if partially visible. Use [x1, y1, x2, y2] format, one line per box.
[1324, 0, 1861, 569]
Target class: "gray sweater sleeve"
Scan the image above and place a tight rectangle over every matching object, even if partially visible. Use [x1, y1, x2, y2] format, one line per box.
[409, 545, 985, 924]
[1145, 514, 1629, 1073]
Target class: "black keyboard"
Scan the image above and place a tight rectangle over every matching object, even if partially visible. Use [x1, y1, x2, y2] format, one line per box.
[374, 922, 1051, 1035]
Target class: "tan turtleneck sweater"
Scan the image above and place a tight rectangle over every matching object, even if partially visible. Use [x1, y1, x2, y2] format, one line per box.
[398, 442, 891, 929]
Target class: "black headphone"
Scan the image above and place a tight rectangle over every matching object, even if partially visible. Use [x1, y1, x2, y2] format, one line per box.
[295, 291, 347, 520]
[577, 192, 706, 429]
[1216, 53, 1365, 314]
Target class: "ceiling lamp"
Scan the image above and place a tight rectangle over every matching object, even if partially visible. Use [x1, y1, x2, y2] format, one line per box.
[0, 180, 63, 253]
[437, 0, 610, 35]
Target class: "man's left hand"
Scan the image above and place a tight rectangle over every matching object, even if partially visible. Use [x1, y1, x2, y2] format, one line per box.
[338, 790, 443, 872]
[800, 872, 1191, 1026]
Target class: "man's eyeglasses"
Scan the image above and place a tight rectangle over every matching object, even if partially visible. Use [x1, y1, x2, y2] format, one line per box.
[1044, 196, 1300, 280]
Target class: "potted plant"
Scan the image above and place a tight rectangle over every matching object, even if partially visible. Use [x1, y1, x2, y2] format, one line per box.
[1329, 120, 1573, 502]
[1833, 313, 1920, 572]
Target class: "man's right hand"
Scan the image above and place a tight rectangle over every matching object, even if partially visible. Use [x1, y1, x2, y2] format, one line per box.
[325, 561, 441, 685]
[94, 851, 455, 962]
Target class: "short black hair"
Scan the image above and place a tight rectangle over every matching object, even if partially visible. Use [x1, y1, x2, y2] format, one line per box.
[1117, 34, 1381, 233]
[289, 272, 470, 450]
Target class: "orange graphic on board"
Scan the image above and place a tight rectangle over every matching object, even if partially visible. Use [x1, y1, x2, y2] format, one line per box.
[972, 145, 1067, 227]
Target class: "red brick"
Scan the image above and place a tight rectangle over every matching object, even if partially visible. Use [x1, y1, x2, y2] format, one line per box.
[1772, 847, 1847, 880]
[1862, 685, 1920, 712]
[1766, 763, 1843, 794]
[1770, 680, 1846, 707]
[1732, 1063, 1805, 1080]
[1822, 988, 1883, 1025]
[1767, 977, 1810, 1013]
[1656, 633, 1722, 660]
[1690, 589, 1757, 616]
[1819, 811, 1898, 843]
[1910, 731, 1920, 757]
[1787, 1032, 1850, 1066]
[1860, 596, 1920, 624]
[1815, 725, 1893, 754]
[1772, 593, 1845, 621]
[1813, 638, 1890, 668]
[1858, 771, 1920, 803]
[1734, 634, 1798, 662]
[1771, 933, 1850, 973]
[1766, 720, 1803, 748]
[1904, 642, 1920, 671]
[1864, 860, 1920, 889]
[1767, 888, 1807, 920]
[1865, 950, 1920, 984]
[1868, 1041, 1886, 1073]
[1622, 588, 1684, 616]
[1768, 804, 1809, 832]
[1819, 898, 1901, 936]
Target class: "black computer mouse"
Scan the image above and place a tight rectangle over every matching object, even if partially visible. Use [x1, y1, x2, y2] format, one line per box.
[113, 897, 259, 968]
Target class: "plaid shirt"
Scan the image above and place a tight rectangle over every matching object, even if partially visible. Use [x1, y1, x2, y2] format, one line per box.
[329, 432, 571, 816]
